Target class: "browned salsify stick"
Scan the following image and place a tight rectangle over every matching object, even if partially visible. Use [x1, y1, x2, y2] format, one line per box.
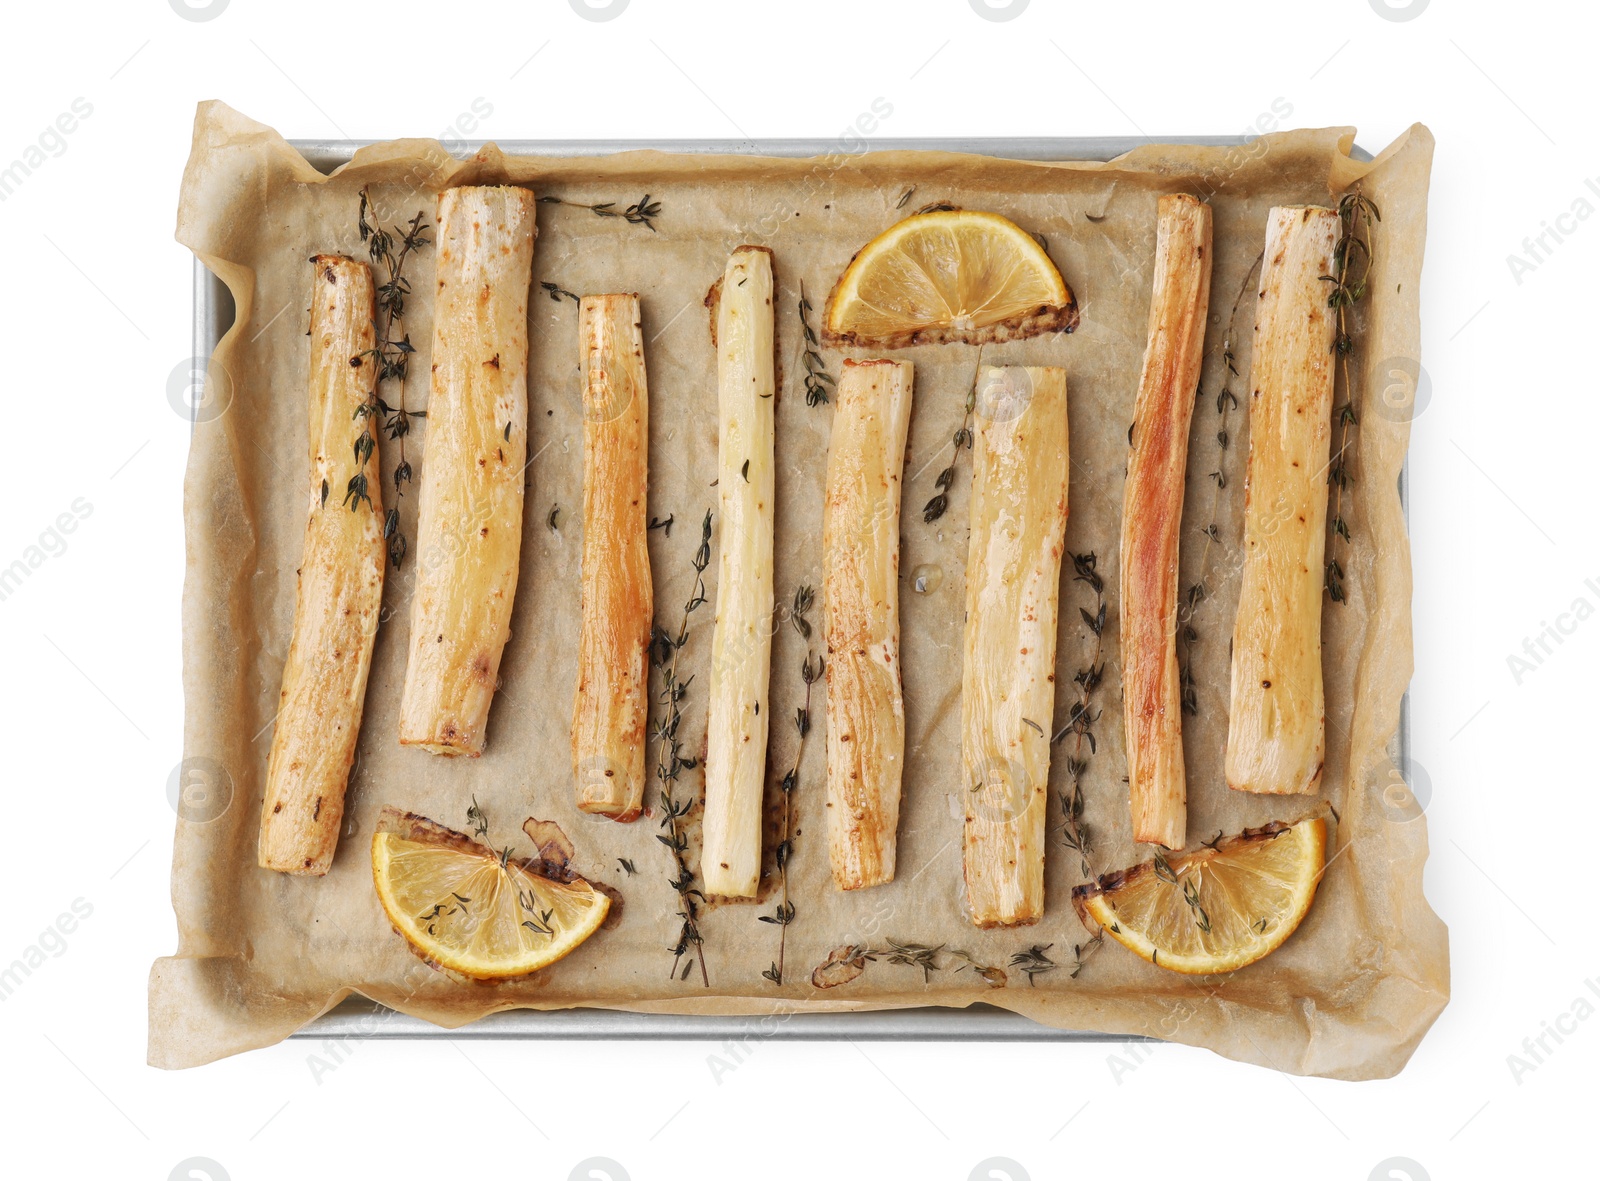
[1121, 194, 1213, 849]
[572, 293, 653, 820]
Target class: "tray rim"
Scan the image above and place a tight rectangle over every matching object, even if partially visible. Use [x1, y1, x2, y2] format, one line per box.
[191, 132, 1398, 1044]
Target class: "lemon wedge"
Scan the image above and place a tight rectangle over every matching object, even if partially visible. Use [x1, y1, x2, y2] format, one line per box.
[1073, 816, 1327, 975]
[823, 209, 1077, 348]
[372, 809, 609, 980]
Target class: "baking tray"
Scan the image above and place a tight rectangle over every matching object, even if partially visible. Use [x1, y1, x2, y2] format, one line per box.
[190, 134, 1396, 1042]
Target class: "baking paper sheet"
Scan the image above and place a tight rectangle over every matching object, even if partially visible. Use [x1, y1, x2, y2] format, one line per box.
[151, 101, 1444, 1077]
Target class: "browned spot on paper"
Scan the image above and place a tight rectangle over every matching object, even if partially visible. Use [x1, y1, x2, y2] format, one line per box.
[811, 944, 868, 989]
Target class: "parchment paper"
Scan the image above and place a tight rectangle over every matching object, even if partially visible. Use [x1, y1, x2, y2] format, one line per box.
[151, 101, 1445, 1077]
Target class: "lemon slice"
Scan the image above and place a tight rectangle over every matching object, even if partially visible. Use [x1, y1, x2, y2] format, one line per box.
[1072, 816, 1327, 975]
[823, 209, 1078, 348]
[372, 809, 609, 980]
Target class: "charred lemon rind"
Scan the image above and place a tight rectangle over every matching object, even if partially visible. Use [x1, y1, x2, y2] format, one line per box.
[822, 299, 1079, 350]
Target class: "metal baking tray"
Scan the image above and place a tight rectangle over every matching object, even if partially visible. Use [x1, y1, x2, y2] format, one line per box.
[191, 134, 1393, 1042]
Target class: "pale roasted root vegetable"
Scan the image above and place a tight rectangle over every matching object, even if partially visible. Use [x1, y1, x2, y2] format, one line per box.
[823, 359, 913, 890]
[572, 294, 652, 819]
[1226, 206, 1340, 795]
[961, 366, 1070, 927]
[1121, 195, 1213, 850]
[701, 246, 777, 898]
[258, 255, 384, 875]
[398, 186, 537, 756]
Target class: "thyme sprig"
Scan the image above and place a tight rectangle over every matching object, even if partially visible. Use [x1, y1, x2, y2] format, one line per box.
[835, 940, 1070, 988]
[1007, 943, 1059, 987]
[446, 798, 562, 942]
[650, 509, 714, 985]
[354, 189, 431, 569]
[1321, 189, 1380, 604]
[466, 795, 489, 839]
[537, 193, 661, 232]
[1182, 878, 1213, 933]
[1153, 850, 1213, 934]
[849, 941, 946, 983]
[762, 585, 822, 987]
[1068, 933, 1105, 978]
[517, 889, 556, 939]
[922, 347, 985, 523]
[1177, 254, 1261, 713]
[796, 283, 833, 407]
[1052, 552, 1105, 880]
[418, 893, 470, 938]
[948, 948, 1008, 988]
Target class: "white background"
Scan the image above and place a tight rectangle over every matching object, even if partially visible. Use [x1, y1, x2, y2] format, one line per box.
[0, 0, 1589, 1178]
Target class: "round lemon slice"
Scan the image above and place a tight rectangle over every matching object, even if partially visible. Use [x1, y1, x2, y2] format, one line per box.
[823, 209, 1077, 348]
[372, 810, 609, 980]
[1072, 816, 1327, 975]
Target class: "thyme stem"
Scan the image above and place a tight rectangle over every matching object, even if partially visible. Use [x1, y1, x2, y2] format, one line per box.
[795, 283, 833, 408]
[651, 509, 714, 986]
[1323, 189, 1380, 604]
[1176, 253, 1261, 714]
[356, 188, 431, 569]
[921, 347, 984, 524]
[1069, 933, 1105, 978]
[536, 193, 661, 232]
[1053, 553, 1105, 880]
[762, 587, 820, 986]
